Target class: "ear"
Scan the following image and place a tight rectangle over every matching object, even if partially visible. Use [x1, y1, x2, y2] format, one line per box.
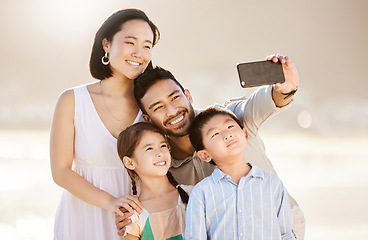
[102, 38, 111, 53]
[243, 128, 248, 141]
[197, 150, 212, 162]
[123, 156, 136, 170]
[184, 89, 193, 104]
[142, 114, 152, 123]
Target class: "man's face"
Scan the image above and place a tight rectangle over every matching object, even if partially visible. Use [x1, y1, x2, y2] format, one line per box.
[140, 79, 195, 137]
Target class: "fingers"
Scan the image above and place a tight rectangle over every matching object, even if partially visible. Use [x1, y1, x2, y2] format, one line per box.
[119, 206, 129, 214]
[116, 218, 130, 236]
[115, 213, 125, 225]
[126, 197, 142, 214]
[117, 201, 134, 215]
[223, 96, 247, 107]
[117, 228, 126, 237]
[115, 211, 133, 235]
[266, 54, 289, 65]
[127, 195, 143, 210]
[121, 195, 142, 208]
[116, 206, 130, 217]
[232, 96, 247, 101]
[116, 195, 143, 215]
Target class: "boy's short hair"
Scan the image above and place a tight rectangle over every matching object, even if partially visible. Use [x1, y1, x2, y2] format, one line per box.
[189, 107, 244, 152]
[134, 66, 185, 114]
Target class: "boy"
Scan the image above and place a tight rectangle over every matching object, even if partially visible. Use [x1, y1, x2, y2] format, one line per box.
[185, 107, 296, 240]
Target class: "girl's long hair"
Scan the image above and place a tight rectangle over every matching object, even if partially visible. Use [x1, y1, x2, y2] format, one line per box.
[117, 122, 189, 204]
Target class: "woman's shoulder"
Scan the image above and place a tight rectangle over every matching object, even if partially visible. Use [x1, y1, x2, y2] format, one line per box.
[53, 88, 75, 114]
[57, 85, 80, 101]
[58, 81, 99, 101]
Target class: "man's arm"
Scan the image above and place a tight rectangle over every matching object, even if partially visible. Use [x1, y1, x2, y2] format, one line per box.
[226, 54, 298, 133]
[184, 188, 207, 240]
[226, 85, 278, 133]
[267, 54, 299, 108]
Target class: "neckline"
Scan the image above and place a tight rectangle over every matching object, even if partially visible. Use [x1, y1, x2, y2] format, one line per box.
[143, 193, 185, 215]
[82, 85, 142, 140]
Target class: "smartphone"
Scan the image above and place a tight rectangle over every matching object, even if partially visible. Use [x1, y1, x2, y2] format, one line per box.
[237, 60, 285, 88]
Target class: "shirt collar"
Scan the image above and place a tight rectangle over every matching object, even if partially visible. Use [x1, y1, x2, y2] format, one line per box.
[246, 163, 265, 180]
[211, 168, 225, 183]
[211, 163, 264, 184]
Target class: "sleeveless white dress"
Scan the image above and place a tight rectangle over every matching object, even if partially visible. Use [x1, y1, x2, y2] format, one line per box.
[54, 85, 143, 240]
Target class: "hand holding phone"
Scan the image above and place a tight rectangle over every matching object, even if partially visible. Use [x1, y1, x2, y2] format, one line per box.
[237, 60, 285, 88]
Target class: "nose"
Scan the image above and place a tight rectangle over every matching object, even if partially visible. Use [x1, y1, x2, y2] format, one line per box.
[166, 104, 178, 117]
[132, 45, 142, 58]
[224, 133, 232, 141]
[156, 149, 163, 158]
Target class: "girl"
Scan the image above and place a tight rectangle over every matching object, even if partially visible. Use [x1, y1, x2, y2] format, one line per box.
[117, 122, 191, 240]
[50, 9, 160, 239]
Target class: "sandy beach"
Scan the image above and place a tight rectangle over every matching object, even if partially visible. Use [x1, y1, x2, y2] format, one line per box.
[0, 130, 367, 239]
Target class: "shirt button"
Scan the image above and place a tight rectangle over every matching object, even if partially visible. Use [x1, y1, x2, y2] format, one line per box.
[239, 209, 242, 213]
[240, 233, 244, 236]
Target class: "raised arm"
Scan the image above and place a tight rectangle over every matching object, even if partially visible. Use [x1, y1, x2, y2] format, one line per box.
[226, 54, 298, 134]
[266, 54, 299, 108]
[226, 84, 279, 134]
[50, 90, 141, 216]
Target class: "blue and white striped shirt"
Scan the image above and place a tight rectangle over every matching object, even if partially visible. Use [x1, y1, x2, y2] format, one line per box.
[184, 164, 296, 240]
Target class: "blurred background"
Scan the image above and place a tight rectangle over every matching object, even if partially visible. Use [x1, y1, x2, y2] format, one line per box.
[0, 0, 367, 239]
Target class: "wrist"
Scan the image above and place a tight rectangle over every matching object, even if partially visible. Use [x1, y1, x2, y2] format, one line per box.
[280, 86, 298, 99]
[105, 195, 118, 212]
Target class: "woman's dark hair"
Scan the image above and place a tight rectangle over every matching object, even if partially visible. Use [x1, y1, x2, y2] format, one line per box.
[90, 8, 160, 80]
[189, 107, 244, 152]
[117, 122, 189, 204]
[134, 66, 185, 114]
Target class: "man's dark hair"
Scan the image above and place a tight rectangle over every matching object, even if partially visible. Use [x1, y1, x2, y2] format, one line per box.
[189, 107, 244, 152]
[134, 66, 185, 114]
[89, 8, 160, 80]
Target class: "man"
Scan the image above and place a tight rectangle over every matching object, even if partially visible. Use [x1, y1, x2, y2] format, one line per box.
[117, 55, 305, 239]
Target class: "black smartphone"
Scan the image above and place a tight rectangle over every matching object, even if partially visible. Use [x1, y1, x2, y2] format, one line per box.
[237, 60, 285, 88]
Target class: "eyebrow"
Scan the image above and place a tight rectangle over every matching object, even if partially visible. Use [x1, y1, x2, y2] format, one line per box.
[124, 36, 153, 44]
[142, 140, 166, 148]
[205, 118, 234, 136]
[148, 90, 181, 110]
[142, 143, 153, 148]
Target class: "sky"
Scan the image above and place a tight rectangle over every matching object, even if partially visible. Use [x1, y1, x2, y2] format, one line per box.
[0, 0, 367, 135]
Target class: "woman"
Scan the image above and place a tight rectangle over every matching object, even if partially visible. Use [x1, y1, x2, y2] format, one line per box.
[50, 9, 160, 239]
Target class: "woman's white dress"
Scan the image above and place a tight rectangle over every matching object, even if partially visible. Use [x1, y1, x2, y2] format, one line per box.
[54, 85, 143, 240]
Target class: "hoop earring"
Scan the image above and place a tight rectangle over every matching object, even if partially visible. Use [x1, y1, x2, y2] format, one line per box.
[101, 52, 110, 65]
